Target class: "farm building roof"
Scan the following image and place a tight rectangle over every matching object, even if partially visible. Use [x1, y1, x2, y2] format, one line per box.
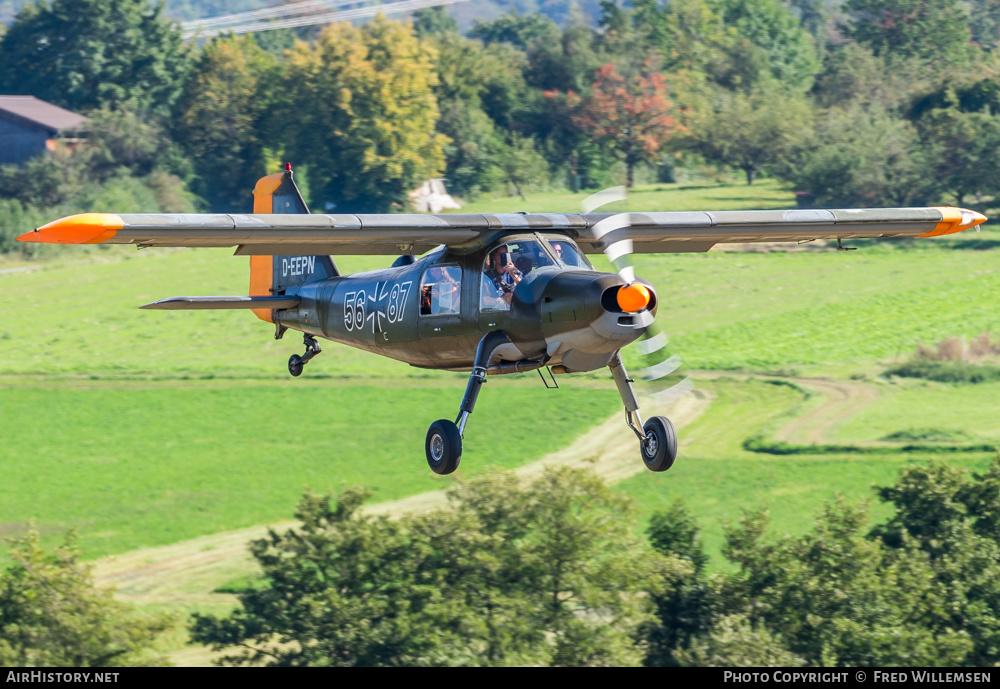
[0, 96, 86, 133]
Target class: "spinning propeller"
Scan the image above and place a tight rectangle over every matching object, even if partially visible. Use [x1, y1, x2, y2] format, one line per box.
[582, 187, 693, 405]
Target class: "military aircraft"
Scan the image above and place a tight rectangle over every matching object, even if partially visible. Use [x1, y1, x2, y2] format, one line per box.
[18, 166, 988, 475]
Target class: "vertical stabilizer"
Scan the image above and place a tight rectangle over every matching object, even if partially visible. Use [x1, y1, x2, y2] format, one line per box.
[247, 166, 339, 322]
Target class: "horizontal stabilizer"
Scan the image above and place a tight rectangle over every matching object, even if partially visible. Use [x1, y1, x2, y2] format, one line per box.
[140, 296, 301, 310]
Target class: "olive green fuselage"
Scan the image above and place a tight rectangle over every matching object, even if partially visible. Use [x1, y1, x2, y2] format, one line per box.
[273, 233, 656, 373]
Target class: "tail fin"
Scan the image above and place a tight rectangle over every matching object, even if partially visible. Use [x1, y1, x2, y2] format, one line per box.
[247, 166, 339, 322]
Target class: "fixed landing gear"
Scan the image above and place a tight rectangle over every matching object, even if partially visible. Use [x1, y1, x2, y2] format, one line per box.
[288, 334, 322, 377]
[641, 415, 677, 472]
[426, 419, 462, 475]
[609, 352, 678, 472]
[424, 331, 511, 475]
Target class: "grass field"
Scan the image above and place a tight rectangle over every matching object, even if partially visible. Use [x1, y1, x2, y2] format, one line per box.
[620, 377, 997, 567]
[457, 179, 796, 214]
[0, 380, 620, 562]
[1, 179, 997, 595]
[830, 380, 1000, 444]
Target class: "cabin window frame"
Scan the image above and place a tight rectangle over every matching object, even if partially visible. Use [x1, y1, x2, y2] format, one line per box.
[418, 263, 463, 317]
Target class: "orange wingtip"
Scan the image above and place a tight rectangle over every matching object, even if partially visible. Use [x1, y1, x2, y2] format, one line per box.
[17, 213, 123, 244]
[920, 207, 988, 237]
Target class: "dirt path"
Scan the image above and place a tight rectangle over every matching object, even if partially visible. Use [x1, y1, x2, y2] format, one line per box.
[771, 378, 881, 445]
[92, 387, 712, 610]
[94, 375, 885, 610]
[91, 373, 888, 666]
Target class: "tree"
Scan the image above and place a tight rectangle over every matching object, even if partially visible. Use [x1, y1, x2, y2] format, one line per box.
[675, 614, 805, 667]
[525, 7, 602, 93]
[571, 60, 682, 187]
[969, 0, 1000, 50]
[173, 35, 280, 211]
[412, 5, 459, 38]
[843, 0, 973, 67]
[84, 107, 191, 185]
[713, 0, 820, 92]
[496, 133, 549, 201]
[682, 86, 812, 185]
[871, 459, 1000, 665]
[641, 499, 713, 667]
[916, 107, 1000, 208]
[0, 530, 173, 666]
[191, 468, 679, 666]
[436, 100, 505, 199]
[609, 0, 818, 93]
[792, 105, 932, 206]
[717, 501, 974, 666]
[787, 0, 829, 42]
[641, 457, 1000, 668]
[469, 10, 561, 51]
[0, 0, 188, 114]
[282, 16, 447, 212]
[620, 0, 731, 79]
[814, 43, 933, 111]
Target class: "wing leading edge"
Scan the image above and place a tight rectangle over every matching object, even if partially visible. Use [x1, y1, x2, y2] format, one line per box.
[18, 206, 987, 255]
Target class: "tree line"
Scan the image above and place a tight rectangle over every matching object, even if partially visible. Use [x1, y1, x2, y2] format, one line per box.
[4, 0, 1000, 256]
[5, 458, 1000, 666]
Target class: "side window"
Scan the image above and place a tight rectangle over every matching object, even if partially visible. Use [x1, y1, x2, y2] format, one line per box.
[419, 265, 462, 316]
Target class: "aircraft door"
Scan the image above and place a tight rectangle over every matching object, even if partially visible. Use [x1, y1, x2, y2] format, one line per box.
[417, 265, 466, 353]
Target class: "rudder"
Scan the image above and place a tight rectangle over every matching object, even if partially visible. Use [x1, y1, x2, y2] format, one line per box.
[248, 166, 339, 322]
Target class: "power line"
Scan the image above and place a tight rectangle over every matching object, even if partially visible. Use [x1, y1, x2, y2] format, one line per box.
[183, 0, 362, 31]
[182, 0, 466, 39]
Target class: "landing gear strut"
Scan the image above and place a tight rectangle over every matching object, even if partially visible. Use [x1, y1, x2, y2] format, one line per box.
[288, 334, 322, 377]
[425, 331, 511, 475]
[609, 352, 678, 472]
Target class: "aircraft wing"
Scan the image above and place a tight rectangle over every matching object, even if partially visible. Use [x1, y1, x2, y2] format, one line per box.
[18, 207, 986, 255]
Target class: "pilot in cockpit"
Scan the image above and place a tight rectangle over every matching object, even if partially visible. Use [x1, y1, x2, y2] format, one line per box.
[482, 245, 523, 307]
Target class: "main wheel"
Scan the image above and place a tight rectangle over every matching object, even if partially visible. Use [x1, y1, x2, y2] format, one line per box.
[425, 419, 462, 475]
[641, 416, 678, 472]
[288, 354, 304, 377]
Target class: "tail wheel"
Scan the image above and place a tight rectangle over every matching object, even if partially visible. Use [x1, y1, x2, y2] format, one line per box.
[641, 416, 677, 472]
[288, 354, 304, 377]
[426, 419, 462, 475]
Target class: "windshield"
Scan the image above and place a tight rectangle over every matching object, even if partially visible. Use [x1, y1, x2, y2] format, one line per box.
[545, 236, 592, 270]
[480, 239, 555, 311]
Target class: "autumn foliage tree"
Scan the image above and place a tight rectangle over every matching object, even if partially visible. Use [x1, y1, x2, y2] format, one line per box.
[282, 15, 448, 212]
[571, 61, 682, 187]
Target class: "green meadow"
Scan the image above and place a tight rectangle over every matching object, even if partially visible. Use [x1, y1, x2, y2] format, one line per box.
[831, 381, 1000, 444]
[621, 377, 996, 568]
[1, 180, 998, 569]
[0, 382, 618, 559]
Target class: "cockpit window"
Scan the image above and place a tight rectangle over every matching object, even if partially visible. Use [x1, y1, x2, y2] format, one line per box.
[480, 239, 554, 311]
[420, 265, 462, 315]
[547, 238, 591, 269]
